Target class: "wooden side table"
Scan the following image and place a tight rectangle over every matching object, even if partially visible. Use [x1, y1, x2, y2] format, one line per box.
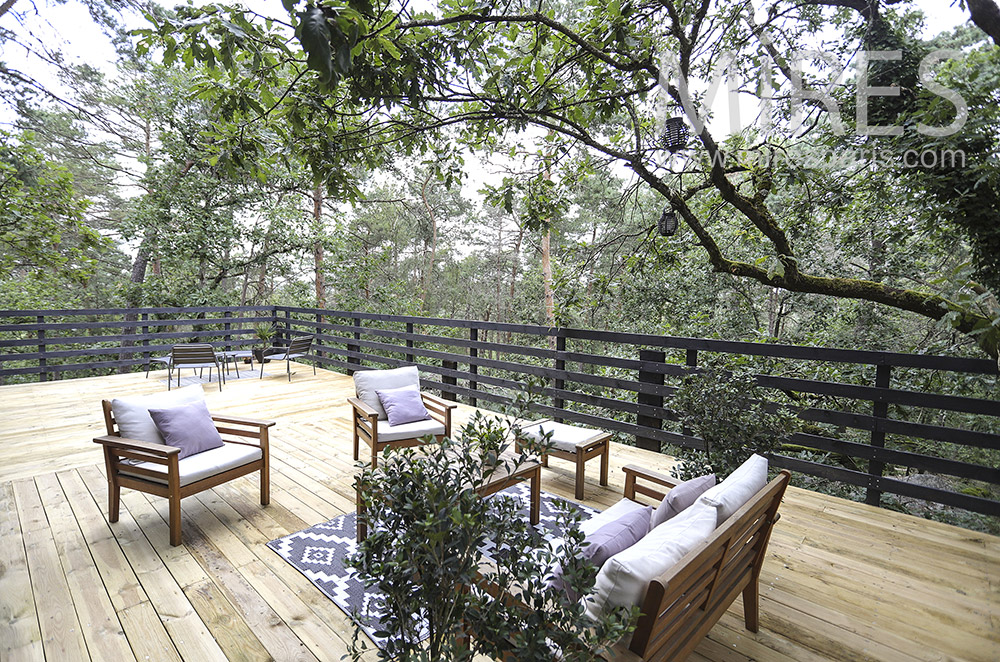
[516, 420, 610, 500]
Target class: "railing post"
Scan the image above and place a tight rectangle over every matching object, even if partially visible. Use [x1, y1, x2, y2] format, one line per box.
[554, 331, 566, 423]
[469, 327, 478, 407]
[284, 309, 292, 345]
[224, 310, 233, 352]
[442, 360, 458, 401]
[405, 322, 414, 363]
[141, 313, 150, 367]
[636, 349, 666, 451]
[866, 363, 892, 506]
[315, 312, 324, 365]
[347, 316, 361, 375]
[37, 315, 47, 383]
[682, 349, 698, 437]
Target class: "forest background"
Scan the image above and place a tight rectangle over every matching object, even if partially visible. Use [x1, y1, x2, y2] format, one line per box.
[2, 0, 998, 361]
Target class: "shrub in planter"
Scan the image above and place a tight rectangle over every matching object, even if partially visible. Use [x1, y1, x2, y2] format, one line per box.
[350, 412, 635, 662]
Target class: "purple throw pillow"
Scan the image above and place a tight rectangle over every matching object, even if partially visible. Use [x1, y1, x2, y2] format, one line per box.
[549, 505, 651, 598]
[651, 473, 716, 528]
[376, 385, 431, 426]
[582, 505, 652, 568]
[148, 399, 225, 460]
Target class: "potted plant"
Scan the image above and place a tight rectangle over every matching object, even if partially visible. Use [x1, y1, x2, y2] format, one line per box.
[252, 324, 276, 363]
[668, 361, 800, 480]
[350, 412, 635, 661]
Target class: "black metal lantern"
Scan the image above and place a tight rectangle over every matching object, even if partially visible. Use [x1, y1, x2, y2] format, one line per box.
[658, 206, 678, 236]
[661, 117, 689, 152]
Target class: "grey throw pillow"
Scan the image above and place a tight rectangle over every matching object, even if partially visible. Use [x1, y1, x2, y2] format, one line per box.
[110, 385, 205, 445]
[148, 399, 225, 459]
[650, 473, 716, 528]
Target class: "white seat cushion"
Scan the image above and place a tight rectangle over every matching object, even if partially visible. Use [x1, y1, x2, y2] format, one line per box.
[697, 454, 768, 525]
[121, 443, 262, 487]
[377, 418, 445, 442]
[582, 500, 717, 620]
[353, 366, 421, 420]
[110, 385, 205, 445]
[520, 421, 603, 453]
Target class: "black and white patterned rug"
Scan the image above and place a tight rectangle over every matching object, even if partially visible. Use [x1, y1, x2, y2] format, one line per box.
[266, 483, 597, 645]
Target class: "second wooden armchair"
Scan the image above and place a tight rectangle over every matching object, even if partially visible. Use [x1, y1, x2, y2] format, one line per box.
[348, 366, 457, 467]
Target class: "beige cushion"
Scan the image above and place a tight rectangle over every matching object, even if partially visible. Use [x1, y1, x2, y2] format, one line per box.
[353, 366, 420, 420]
[697, 454, 768, 525]
[120, 443, 262, 487]
[110, 385, 205, 445]
[582, 500, 717, 620]
[377, 417, 445, 442]
[519, 421, 603, 453]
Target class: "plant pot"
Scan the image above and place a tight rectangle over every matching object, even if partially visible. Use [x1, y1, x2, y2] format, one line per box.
[252, 349, 271, 363]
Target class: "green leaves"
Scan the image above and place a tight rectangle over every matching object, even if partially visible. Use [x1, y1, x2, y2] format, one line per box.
[297, 7, 334, 86]
[351, 412, 634, 661]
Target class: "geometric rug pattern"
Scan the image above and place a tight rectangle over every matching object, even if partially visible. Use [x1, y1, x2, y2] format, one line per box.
[266, 483, 598, 644]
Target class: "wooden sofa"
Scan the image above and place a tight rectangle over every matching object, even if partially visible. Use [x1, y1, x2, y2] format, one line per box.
[602, 464, 791, 662]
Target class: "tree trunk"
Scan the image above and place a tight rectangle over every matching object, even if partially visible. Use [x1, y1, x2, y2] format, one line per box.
[118, 237, 151, 373]
[419, 170, 437, 310]
[541, 227, 555, 332]
[506, 224, 525, 344]
[313, 185, 327, 309]
[0, 0, 18, 20]
[968, 0, 1000, 45]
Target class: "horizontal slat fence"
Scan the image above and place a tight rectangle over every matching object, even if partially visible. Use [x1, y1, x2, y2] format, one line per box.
[1, 306, 997, 518]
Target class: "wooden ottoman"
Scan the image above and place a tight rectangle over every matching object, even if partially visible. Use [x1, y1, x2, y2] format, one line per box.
[516, 420, 610, 499]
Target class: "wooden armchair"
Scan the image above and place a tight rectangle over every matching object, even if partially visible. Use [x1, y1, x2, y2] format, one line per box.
[94, 399, 275, 546]
[348, 366, 457, 468]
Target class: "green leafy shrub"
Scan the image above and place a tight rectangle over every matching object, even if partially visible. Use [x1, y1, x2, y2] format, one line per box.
[669, 364, 800, 480]
[350, 412, 635, 661]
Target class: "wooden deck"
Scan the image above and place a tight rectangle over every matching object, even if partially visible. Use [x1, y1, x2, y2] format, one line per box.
[0, 366, 997, 662]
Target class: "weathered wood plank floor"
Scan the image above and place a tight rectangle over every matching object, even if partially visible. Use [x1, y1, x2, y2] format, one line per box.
[0, 367, 997, 661]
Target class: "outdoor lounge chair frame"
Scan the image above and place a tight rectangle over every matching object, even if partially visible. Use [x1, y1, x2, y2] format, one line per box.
[260, 334, 316, 381]
[94, 400, 275, 546]
[169, 343, 224, 391]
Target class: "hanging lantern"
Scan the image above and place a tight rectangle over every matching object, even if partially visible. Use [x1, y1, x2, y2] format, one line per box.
[661, 117, 689, 152]
[658, 206, 678, 236]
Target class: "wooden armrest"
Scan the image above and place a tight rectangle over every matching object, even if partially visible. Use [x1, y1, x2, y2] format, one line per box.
[623, 464, 679, 489]
[348, 396, 379, 419]
[623, 464, 679, 503]
[421, 392, 458, 409]
[93, 435, 180, 456]
[210, 414, 276, 428]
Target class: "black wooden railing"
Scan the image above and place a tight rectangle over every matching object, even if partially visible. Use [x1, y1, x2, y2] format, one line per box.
[1, 305, 998, 518]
